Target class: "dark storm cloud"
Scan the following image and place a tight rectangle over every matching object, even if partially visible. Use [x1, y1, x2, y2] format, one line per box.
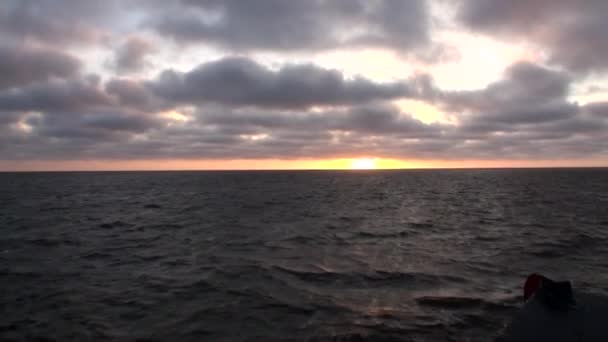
[151, 0, 430, 52]
[458, 0, 608, 73]
[151, 57, 415, 109]
[113, 36, 154, 73]
[0, 45, 81, 89]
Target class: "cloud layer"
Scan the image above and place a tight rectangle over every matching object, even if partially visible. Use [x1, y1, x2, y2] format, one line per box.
[1, 0, 608, 165]
[0, 45, 81, 89]
[151, 0, 430, 52]
[459, 0, 608, 74]
[150, 57, 416, 109]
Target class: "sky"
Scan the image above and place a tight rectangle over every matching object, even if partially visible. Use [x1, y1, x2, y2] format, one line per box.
[1, 0, 607, 170]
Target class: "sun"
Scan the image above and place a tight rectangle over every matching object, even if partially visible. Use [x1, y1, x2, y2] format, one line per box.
[351, 158, 377, 170]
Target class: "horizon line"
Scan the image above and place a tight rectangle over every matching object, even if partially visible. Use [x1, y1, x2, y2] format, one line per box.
[1, 165, 607, 173]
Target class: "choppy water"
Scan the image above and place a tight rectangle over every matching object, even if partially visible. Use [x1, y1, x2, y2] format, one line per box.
[1, 169, 608, 341]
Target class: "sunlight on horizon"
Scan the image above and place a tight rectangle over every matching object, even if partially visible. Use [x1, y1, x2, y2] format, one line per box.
[3, 157, 605, 172]
[351, 158, 377, 169]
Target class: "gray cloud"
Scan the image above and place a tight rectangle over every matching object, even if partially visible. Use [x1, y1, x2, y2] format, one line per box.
[1, 1, 607, 165]
[0, 79, 112, 112]
[0, 111, 22, 127]
[0, 0, 429, 55]
[0, 110, 162, 160]
[1, 103, 448, 160]
[2, 99, 606, 161]
[0, 45, 81, 89]
[436, 62, 572, 113]
[584, 102, 608, 119]
[0, 53, 606, 163]
[113, 36, 154, 73]
[199, 104, 444, 138]
[0, 0, 115, 46]
[105, 78, 161, 111]
[415, 61, 608, 152]
[2, 55, 425, 115]
[481, 102, 576, 126]
[151, 0, 430, 52]
[151, 57, 415, 109]
[458, 0, 608, 73]
[33, 109, 161, 140]
[428, 62, 578, 134]
[7, 79, 606, 162]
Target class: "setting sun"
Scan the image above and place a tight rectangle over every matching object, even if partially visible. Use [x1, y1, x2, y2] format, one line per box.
[351, 158, 377, 170]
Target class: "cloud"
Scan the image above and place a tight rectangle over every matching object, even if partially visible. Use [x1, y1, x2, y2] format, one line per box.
[458, 0, 608, 73]
[1, 1, 607, 166]
[33, 109, 161, 140]
[584, 102, 608, 119]
[150, 57, 417, 109]
[0, 109, 163, 160]
[2, 98, 606, 161]
[0, 79, 112, 112]
[435, 62, 572, 112]
[105, 78, 161, 111]
[1, 103, 446, 160]
[150, 0, 430, 52]
[415, 61, 608, 154]
[113, 36, 154, 72]
[198, 103, 444, 138]
[428, 62, 577, 132]
[0, 45, 81, 89]
[0, 111, 21, 127]
[0, 55, 606, 163]
[0, 0, 113, 46]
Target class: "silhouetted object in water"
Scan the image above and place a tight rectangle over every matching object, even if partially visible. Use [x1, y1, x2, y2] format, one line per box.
[524, 273, 576, 310]
[497, 273, 608, 341]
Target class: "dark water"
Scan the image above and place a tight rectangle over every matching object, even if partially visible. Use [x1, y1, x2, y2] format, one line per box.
[1, 169, 608, 341]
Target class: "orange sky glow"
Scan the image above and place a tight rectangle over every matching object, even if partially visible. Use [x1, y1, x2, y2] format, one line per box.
[1, 158, 606, 172]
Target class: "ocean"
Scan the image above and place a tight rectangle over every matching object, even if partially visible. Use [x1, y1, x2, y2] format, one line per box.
[1, 168, 608, 341]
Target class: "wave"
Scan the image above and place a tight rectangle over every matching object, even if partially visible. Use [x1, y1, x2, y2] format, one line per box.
[526, 232, 604, 257]
[98, 221, 134, 229]
[273, 265, 468, 288]
[415, 296, 517, 312]
[355, 231, 412, 239]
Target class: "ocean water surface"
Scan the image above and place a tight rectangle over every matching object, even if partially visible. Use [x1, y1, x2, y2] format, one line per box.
[1, 169, 608, 341]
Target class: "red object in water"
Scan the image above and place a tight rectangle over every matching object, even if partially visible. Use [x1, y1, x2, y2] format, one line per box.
[523, 273, 543, 301]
